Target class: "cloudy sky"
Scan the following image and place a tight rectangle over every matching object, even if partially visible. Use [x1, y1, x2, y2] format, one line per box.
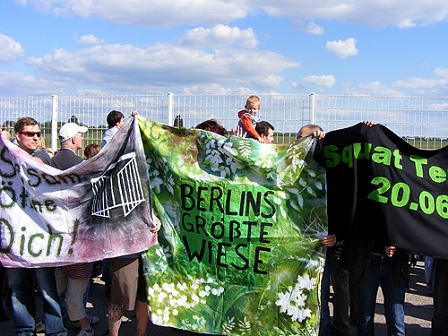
[1, 0, 448, 97]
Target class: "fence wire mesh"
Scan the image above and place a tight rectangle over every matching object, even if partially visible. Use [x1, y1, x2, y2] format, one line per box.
[1, 94, 447, 150]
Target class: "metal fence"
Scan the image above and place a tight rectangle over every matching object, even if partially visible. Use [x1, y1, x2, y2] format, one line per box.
[1, 93, 448, 150]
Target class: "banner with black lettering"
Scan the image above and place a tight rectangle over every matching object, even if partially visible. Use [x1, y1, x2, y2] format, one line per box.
[138, 119, 328, 336]
[0, 117, 157, 267]
[317, 122, 448, 259]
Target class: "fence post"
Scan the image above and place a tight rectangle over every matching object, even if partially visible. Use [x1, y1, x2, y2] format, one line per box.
[167, 92, 174, 126]
[309, 92, 315, 124]
[51, 95, 58, 150]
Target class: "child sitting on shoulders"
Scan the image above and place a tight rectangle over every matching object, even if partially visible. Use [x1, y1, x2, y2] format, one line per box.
[237, 95, 266, 143]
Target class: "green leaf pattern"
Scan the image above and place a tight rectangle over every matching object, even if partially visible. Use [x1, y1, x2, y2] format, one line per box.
[138, 119, 328, 335]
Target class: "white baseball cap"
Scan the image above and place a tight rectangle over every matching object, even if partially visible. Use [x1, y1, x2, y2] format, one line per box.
[59, 123, 88, 142]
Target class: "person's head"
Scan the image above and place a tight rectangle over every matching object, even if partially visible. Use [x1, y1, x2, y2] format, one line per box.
[107, 110, 125, 129]
[59, 123, 88, 150]
[37, 135, 46, 149]
[195, 119, 227, 136]
[255, 121, 275, 144]
[297, 124, 324, 139]
[245, 95, 261, 116]
[14, 117, 42, 154]
[84, 143, 101, 159]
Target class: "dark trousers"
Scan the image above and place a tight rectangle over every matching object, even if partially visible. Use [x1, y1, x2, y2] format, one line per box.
[431, 258, 448, 336]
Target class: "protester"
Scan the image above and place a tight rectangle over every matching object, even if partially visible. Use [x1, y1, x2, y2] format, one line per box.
[319, 234, 337, 336]
[311, 122, 378, 336]
[101, 110, 125, 148]
[353, 241, 409, 336]
[237, 95, 265, 142]
[101, 113, 161, 336]
[51, 122, 99, 336]
[6, 117, 67, 335]
[84, 143, 101, 159]
[314, 120, 409, 336]
[37, 134, 55, 157]
[107, 216, 161, 336]
[195, 119, 227, 136]
[295, 123, 336, 335]
[255, 121, 275, 144]
[329, 240, 356, 336]
[99, 110, 127, 298]
[424, 256, 435, 295]
[297, 124, 325, 140]
[0, 263, 8, 322]
[431, 258, 448, 335]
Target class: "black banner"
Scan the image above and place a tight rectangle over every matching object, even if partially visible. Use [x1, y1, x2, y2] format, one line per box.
[316, 123, 448, 259]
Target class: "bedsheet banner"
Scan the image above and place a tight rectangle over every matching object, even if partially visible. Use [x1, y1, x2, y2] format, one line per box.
[0, 117, 156, 267]
[138, 119, 328, 336]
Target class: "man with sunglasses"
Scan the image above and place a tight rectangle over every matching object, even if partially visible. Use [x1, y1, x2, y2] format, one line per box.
[14, 117, 51, 164]
[6, 117, 67, 335]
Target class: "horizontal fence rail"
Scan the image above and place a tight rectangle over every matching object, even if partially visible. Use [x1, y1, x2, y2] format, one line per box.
[1, 93, 447, 151]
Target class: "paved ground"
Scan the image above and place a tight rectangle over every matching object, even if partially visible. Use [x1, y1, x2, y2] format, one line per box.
[1, 261, 434, 335]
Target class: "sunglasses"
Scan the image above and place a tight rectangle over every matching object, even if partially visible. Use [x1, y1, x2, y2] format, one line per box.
[21, 131, 42, 138]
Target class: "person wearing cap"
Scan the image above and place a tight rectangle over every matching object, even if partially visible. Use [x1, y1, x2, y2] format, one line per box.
[51, 122, 88, 169]
[6, 117, 67, 336]
[51, 123, 99, 336]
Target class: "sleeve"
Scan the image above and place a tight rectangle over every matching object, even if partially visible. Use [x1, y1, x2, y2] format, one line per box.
[33, 150, 51, 165]
[240, 114, 260, 139]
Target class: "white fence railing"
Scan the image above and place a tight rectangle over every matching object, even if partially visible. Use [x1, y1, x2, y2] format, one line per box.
[1, 93, 447, 150]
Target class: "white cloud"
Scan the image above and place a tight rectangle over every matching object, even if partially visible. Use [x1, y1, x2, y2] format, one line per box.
[22, 0, 248, 27]
[0, 71, 65, 96]
[302, 75, 336, 88]
[392, 77, 448, 96]
[24, 26, 300, 94]
[346, 69, 448, 96]
[326, 38, 358, 59]
[434, 67, 448, 79]
[76, 89, 110, 96]
[182, 84, 252, 95]
[76, 34, 105, 45]
[290, 81, 305, 90]
[180, 24, 258, 49]
[345, 81, 406, 96]
[256, 0, 448, 28]
[0, 34, 24, 62]
[306, 22, 324, 35]
[20, 0, 448, 28]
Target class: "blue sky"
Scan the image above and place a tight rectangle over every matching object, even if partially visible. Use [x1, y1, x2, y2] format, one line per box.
[1, 0, 448, 97]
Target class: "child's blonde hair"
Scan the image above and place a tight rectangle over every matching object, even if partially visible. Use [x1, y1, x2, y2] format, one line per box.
[245, 95, 260, 107]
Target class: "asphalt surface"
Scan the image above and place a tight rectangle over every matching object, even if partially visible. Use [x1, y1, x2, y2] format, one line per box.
[0, 261, 434, 335]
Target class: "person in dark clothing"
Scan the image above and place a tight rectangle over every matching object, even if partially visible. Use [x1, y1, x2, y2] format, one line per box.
[14, 117, 51, 164]
[352, 235, 409, 336]
[51, 122, 98, 336]
[196, 119, 227, 136]
[7, 117, 67, 336]
[51, 123, 87, 169]
[255, 121, 275, 144]
[431, 258, 448, 336]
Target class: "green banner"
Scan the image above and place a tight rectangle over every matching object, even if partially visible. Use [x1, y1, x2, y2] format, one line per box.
[138, 118, 328, 335]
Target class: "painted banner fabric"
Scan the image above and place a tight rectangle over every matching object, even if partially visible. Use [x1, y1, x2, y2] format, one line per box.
[317, 122, 448, 259]
[0, 117, 157, 267]
[138, 119, 328, 336]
